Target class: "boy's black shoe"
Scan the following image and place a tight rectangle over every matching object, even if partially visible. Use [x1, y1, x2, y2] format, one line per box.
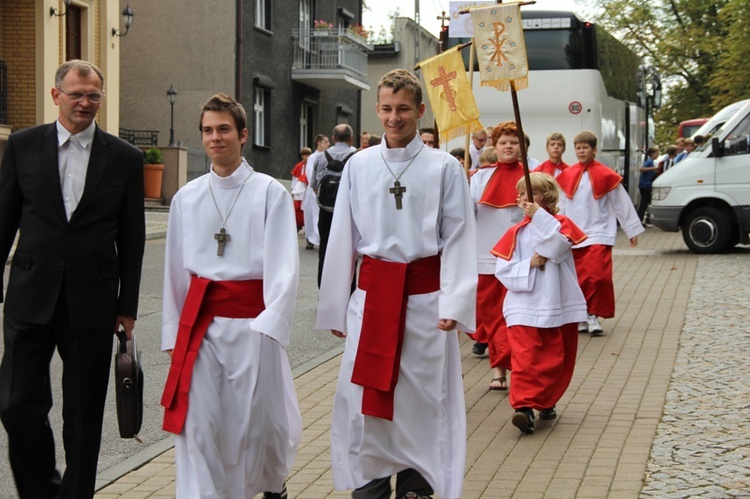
[512, 408, 535, 434]
[472, 341, 488, 356]
[262, 482, 288, 499]
[539, 407, 557, 420]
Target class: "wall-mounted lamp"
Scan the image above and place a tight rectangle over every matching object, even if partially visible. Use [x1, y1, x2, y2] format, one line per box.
[50, 0, 72, 17]
[112, 4, 134, 37]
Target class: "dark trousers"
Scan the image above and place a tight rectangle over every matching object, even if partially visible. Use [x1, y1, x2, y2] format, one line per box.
[318, 208, 356, 293]
[318, 208, 334, 288]
[0, 291, 114, 499]
[637, 187, 652, 222]
[352, 468, 434, 499]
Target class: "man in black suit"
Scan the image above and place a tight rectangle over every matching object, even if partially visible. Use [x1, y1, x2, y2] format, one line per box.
[0, 60, 145, 498]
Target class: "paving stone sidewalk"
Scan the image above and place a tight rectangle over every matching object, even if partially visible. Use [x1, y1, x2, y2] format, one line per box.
[95, 228, 748, 498]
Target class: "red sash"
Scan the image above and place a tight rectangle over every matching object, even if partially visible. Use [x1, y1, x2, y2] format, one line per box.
[478, 161, 525, 208]
[491, 214, 587, 261]
[161, 276, 265, 434]
[556, 161, 622, 200]
[351, 255, 441, 420]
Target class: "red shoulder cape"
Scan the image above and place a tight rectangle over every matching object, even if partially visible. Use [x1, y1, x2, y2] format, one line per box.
[478, 161, 525, 208]
[533, 160, 569, 177]
[490, 213, 588, 261]
[555, 160, 621, 199]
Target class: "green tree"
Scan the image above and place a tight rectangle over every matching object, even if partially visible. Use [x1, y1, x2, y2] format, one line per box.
[588, 0, 747, 144]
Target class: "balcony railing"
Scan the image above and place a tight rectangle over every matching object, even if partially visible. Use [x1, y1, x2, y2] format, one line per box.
[0, 61, 7, 125]
[119, 128, 159, 146]
[291, 28, 372, 88]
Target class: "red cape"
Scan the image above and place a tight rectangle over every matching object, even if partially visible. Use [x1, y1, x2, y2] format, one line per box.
[533, 160, 569, 176]
[555, 160, 621, 199]
[491, 213, 587, 261]
[478, 161, 525, 208]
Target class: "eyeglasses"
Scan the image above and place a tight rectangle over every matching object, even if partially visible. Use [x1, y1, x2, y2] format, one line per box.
[57, 88, 105, 103]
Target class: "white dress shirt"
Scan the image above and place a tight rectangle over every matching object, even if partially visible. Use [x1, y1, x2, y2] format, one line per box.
[57, 120, 95, 220]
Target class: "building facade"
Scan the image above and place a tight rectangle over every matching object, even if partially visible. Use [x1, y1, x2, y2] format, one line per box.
[361, 17, 439, 145]
[120, 0, 370, 181]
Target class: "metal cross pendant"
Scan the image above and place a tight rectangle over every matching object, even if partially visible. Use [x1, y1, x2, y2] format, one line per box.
[389, 180, 406, 210]
[214, 227, 230, 256]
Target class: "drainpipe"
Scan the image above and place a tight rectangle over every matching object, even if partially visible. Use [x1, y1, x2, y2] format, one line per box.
[236, 0, 243, 100]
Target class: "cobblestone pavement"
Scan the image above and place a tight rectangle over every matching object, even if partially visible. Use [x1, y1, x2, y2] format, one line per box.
[640, 252, 750, 498]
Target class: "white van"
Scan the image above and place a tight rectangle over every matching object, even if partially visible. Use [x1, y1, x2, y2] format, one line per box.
[651, 100, 750, 253]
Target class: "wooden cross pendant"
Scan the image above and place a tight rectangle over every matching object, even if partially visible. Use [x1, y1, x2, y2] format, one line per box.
[389, 180, 406, 210]
[214, 227, 230, 256]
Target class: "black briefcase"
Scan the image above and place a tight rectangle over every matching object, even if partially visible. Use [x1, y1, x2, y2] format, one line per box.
[114, 330, 143, 439]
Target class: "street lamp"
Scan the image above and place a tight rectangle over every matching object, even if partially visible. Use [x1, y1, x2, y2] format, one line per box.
[637, 65, 662, 155]
[167, 85, 177, 147]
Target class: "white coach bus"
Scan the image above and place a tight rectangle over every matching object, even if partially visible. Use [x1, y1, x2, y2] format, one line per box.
[446, 10, 647, 200]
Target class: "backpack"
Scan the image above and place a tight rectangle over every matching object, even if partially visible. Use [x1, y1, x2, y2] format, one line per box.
[317, 150, 356, 212]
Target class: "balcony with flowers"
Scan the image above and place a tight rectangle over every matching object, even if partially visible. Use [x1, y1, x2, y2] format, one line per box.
[291, 21, 373, 91]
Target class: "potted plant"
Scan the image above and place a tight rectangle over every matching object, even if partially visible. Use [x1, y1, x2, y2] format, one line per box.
[143, 147, 165, 199]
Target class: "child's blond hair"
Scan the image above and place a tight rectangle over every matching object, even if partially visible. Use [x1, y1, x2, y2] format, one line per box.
[478, 147, 498, 166]
[516, 172, 561, 214]
[573, 131, 597, 148]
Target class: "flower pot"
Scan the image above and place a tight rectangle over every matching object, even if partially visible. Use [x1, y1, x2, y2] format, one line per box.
[143, 163, 165, 199]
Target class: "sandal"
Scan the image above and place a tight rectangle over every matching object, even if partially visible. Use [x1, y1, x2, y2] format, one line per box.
[489, 376, 507, 391]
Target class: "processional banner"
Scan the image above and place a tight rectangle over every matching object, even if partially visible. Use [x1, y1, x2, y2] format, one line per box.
[471, 2, 529, 91]
[419, 46, 484, 142]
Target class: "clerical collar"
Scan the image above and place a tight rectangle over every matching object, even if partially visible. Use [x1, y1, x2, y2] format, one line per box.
[210, 158, 254, 189]
[56, 120, 95, 149]
[380, 134, 424, 162]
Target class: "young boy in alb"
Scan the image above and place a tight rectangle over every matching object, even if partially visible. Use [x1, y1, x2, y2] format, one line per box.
[317, 69, 477, 499]
[469, 121, 525, 390]
[533, 132, 569, 178]
[492, 173, 587, 434]
[556, 131, 644, 335]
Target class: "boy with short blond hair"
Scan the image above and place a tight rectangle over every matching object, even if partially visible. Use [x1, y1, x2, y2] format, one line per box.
[534, 132, 569, 177]
[556, 131, 643, 335]
[492, 172, 587, 433]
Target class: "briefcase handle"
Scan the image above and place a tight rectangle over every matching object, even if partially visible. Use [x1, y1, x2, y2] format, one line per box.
[116, 329, 136, 354]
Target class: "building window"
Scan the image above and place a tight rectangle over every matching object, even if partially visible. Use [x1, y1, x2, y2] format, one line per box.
[255, 0, 271, 30]
[65, 5, 83, 60]
[254, 87, 271, 147]
[300, 102, 315, 149]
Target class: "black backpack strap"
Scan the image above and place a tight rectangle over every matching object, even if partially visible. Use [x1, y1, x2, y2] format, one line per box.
[324, 150, 334, 163]
[342, 151, 357, 164]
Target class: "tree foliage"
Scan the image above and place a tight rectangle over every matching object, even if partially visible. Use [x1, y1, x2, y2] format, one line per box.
[588, 0, 748, 145]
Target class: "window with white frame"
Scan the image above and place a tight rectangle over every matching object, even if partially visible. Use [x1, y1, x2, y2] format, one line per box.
[255, 0, 271, 30]
[254, 86, 271, 147]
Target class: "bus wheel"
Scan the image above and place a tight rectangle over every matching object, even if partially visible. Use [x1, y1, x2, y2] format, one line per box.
[682, 207, 731, 254]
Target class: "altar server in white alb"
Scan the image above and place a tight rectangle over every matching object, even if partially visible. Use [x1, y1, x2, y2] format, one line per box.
[160, 93, 300, 499]
[317, 69, 477, 499]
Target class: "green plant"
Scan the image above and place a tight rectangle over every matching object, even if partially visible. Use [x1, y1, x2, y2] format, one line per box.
[144, 147, 163, 164]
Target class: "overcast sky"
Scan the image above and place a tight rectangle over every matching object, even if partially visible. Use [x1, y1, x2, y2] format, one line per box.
[363, 0, 589, 38]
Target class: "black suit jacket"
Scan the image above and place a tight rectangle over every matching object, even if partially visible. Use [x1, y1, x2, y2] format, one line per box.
[0, 123, 145, 328]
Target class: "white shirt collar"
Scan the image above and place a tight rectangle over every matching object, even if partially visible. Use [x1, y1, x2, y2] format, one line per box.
[56, 120, 96, 149]
[210, 157, 254, 189]
[379, 133, 424, 162]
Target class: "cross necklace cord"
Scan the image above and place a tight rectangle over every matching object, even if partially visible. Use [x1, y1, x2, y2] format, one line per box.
[208, 171, 252, 256]
[380, 144, 424, 210]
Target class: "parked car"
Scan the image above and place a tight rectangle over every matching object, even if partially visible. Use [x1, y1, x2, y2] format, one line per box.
[651, 100, 750, 253]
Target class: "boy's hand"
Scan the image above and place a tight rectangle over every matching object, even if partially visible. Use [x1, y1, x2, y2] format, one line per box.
[630, 236, 638, 247]
[517, 197, 540, 218]
[530, 252, 547, 268]
[437, 319, 457, 331]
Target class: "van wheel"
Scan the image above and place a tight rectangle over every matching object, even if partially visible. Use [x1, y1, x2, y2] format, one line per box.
[682, 207, 730, 253]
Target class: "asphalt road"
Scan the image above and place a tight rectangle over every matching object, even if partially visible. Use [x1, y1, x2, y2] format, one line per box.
[0, 232, 340, 499]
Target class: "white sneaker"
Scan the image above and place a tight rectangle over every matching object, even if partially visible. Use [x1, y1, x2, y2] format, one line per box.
[587, 314, 603, 336]
[578, 321, 588, 333]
